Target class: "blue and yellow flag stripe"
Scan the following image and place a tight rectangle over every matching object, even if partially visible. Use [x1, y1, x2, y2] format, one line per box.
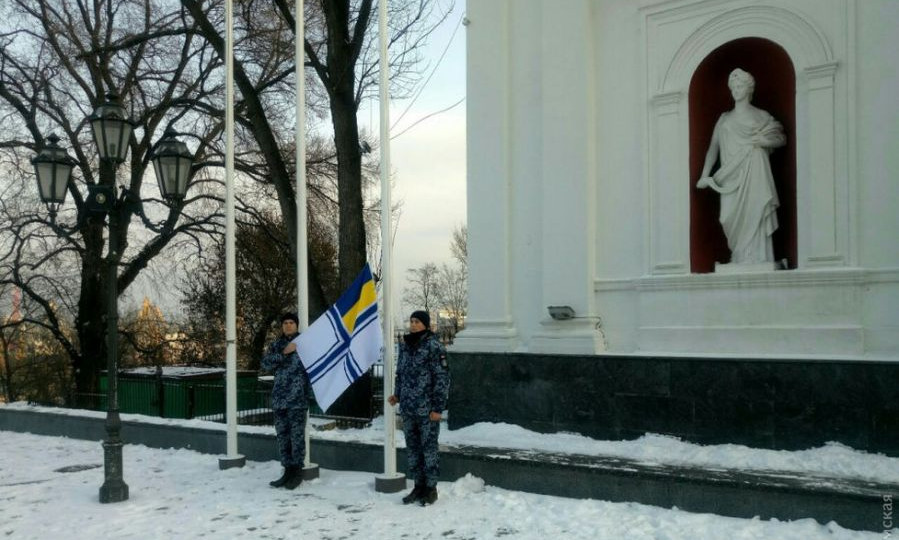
[334, 264, 377, 334]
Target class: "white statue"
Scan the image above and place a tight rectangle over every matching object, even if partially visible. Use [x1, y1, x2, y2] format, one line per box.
[696, 68, 786, 265]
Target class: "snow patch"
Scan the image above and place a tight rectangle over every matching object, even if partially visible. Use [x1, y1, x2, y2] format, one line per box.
[448, 473, 486, 496]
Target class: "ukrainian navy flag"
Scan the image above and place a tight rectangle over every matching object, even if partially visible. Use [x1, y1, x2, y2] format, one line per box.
[293, 263, 383, 412]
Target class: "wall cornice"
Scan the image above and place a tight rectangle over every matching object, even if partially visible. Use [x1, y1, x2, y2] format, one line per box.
[594, 267, 899, 292]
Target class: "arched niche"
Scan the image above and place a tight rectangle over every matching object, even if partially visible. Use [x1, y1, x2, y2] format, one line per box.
[644, 4, 844, 275]
[688, 38, 797, 273]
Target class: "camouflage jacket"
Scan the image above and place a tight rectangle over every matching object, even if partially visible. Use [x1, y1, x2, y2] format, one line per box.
[261, 334, 311, 410]
[395, 331, 450, 417]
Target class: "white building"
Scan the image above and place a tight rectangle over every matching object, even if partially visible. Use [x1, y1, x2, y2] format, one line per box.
[454, 0, 898, 359]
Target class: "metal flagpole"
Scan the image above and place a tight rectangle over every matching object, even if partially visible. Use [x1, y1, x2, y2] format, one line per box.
[219, 0, 245, 470]
[296, 0, 319, 480]
[375, 0, 406, 494]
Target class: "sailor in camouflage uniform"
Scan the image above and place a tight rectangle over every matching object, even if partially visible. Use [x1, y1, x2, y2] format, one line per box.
[388, 310, 451, 505]
[261, 312, 311, 490]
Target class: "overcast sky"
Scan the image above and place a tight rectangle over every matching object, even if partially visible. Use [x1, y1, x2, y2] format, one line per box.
[359, 2, 467, 318]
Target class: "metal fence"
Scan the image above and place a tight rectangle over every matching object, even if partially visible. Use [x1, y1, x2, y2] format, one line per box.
[31, 326, 464, 428]
[60, 380, 271, 424]
[53, 366, 385, 429]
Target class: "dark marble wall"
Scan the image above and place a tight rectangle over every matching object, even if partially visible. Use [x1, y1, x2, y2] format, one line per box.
[447, 353, 899, 456]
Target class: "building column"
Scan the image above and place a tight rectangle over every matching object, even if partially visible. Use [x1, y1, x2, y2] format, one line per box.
[452, 0, 518, 352]
[530, 0, 605, 354]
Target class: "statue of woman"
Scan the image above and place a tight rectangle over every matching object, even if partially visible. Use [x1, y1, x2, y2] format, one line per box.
[697, 68, 786, 265]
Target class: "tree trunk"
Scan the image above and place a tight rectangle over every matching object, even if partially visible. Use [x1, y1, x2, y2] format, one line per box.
[332, 96, 367, 290]
[0, 333, 14, 402]
[246, 315, 277, 372]
[324, 0, 368, 290]
[74, 217, 108, 396]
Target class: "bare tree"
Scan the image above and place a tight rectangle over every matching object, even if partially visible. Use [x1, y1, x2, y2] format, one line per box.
[403, 262, 439, 315]
[263, 0, 452, 290]
[450, 224, 467, 266]
[403, 225, 467, 332]
[0, 0, 456, 399]
[0, 0, 223, 395]
[0, 284, 74, 404]
[179, 209, 339, 370]
[119, 297, 169, 369]
[435, 261, 466, 332]
[0, 283, 25, 402]
[182, 0, 386, 312]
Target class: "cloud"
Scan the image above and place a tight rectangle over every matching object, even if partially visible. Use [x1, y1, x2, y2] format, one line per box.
[391, 110, 466, 275]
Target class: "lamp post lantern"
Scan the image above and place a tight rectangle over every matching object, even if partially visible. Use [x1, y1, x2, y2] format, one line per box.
[88, 93, 135, 164]
[32, 94, 193, 504]
[31, 134, 75, 214]
[151, 128, 194, 201]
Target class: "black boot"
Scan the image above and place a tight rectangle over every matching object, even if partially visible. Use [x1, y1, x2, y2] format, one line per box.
[402, 484, 425, 504]
[419, 486, 438, 506]
[269, 467, 290, 488]
[283, 465, 303, 490]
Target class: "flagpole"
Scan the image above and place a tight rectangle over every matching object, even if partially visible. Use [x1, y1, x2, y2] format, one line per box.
[219, 0, 245, 470]
[296, 0, 319, 480]
[374, 0, 406, 494]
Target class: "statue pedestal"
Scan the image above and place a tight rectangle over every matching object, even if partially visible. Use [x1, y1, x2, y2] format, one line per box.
[714, 262, 777, 274]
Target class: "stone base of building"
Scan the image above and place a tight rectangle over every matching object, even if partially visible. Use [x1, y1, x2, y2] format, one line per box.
[446, 352, 899, 456]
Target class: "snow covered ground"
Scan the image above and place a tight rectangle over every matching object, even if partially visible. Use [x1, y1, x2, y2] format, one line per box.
[0, 430, 887, 540]
[320, 417, 899, 486]
[5, 402, 899, 486]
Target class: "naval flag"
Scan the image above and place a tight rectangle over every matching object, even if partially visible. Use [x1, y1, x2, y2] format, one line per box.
[293, 263, 383, 412]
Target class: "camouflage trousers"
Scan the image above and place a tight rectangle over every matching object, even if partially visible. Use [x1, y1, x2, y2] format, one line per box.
[273, 407, 307, 467]
[402, 415, 441, 488]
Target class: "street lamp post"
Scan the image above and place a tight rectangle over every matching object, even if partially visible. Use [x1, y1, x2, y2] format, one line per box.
[88, 92, 136, 504]
[31, 93, 194, 504]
